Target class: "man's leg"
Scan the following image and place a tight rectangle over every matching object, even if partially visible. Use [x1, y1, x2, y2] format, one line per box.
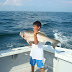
[36, 60, 44, 72]
[40, 68, 44, 72]
[30, 56, 36, 72]
[31, 65, 34, 72]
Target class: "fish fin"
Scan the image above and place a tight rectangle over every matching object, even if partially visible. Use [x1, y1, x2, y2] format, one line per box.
[52, 40, 60, 49]
[40, 32, 47, 36]
[52, 43, 55, 49]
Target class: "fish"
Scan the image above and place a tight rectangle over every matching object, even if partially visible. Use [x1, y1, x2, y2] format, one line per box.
[19, 30, 60, 48]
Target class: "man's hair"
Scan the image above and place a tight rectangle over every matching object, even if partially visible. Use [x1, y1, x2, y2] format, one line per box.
[33, 21, 41, 28]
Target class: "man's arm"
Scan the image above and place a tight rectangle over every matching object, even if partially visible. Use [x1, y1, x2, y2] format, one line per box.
[34, 32, 39, 44]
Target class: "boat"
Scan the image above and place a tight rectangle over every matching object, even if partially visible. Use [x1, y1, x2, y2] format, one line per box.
[0, 45, 72, 72]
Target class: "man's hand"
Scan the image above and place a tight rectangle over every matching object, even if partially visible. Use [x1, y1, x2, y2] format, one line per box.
[34, 31, 39, 35]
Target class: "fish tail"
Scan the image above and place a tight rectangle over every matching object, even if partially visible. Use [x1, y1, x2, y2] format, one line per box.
[52, 39, 60, 49]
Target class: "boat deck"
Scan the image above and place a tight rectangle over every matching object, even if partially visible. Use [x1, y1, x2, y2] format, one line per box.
[23, 65, 52, 72]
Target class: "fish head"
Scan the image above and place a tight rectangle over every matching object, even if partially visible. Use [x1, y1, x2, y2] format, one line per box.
[20, 30, 34, 41]
[19, 31, 27, 40]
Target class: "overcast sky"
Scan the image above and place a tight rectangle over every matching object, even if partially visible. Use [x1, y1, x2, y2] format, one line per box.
[0, 0, 72, 12]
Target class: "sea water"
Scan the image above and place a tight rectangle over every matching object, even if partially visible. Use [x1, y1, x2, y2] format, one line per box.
[0, 11, 72, 50]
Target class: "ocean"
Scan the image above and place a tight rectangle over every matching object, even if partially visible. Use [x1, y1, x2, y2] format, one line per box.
[0, 11, 72, 50]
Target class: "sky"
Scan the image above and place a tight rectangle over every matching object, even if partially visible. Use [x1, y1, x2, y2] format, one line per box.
[0, 0, 72, 12]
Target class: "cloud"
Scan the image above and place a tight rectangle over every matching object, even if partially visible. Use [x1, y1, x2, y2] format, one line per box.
[3, 0, 22, 6]
[62, 0, 72, 4]
[3, 0, 32, 6]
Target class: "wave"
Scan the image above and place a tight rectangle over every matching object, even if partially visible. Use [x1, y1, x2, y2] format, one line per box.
[43, 23, 49, 26]
[0, 33, 19, 37]
[43, 23, 57, 27]
[2, 18, 16, 21]
[0, 22, 6, 24]
[53, 29, 72, 49]
[61, 21, 72, 24]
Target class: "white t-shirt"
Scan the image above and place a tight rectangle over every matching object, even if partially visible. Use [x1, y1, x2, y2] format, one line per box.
[30, 41, 44, 60]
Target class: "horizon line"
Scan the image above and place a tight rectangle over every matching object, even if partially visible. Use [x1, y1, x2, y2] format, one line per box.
[0, 10, 72, 12]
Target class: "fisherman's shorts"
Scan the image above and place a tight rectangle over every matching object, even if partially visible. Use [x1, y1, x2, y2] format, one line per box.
[30, 56, 44, 68]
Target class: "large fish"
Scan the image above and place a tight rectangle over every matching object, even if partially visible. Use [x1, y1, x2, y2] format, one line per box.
[19, 30, 60, 48]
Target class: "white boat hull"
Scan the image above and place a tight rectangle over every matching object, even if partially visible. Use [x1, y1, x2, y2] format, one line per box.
[0, 45, 72, 72]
